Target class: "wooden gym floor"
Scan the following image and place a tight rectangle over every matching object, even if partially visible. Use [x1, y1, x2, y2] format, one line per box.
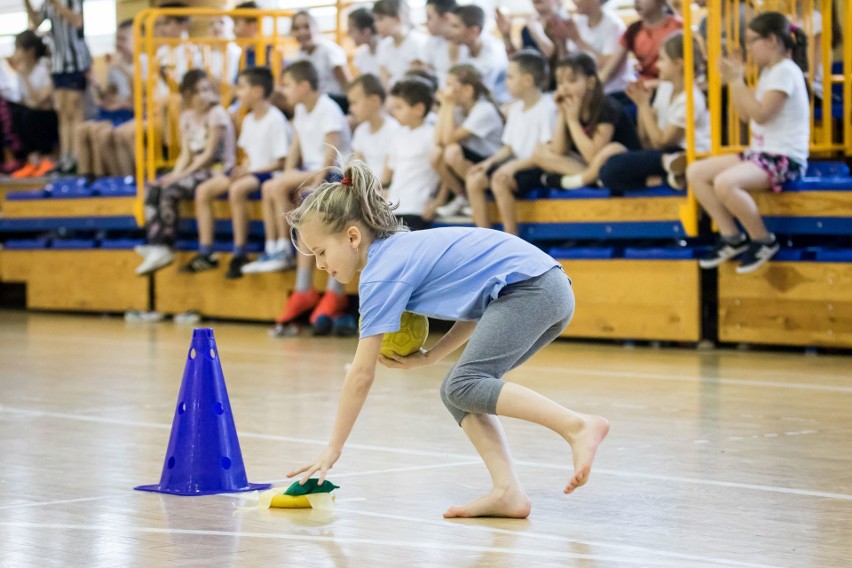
[0, 310, 850, 567]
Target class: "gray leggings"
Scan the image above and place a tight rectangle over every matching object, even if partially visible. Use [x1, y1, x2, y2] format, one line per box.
[440, 267, 575, 425]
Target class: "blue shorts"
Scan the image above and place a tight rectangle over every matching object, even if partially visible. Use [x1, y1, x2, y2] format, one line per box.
[52, 71, 88, 91]
[227, 169, 274, 186]
[95, 108, 134, 126]
[486, 158, 544, 196]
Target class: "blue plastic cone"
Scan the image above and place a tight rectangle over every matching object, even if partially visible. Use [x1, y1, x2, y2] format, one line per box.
[135, 328, 270, 496]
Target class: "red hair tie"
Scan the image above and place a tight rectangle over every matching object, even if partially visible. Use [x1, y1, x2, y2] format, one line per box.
[341, 177, 352, 186]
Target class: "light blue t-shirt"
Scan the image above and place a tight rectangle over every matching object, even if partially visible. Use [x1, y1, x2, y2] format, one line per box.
[358, 227, 561, 338]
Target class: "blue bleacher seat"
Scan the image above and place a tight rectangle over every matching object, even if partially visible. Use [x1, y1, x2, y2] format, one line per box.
[623, 247, 696, 260]
[813, 249, 852, 262]
[773, 248, 806, 261]
[101, 238, 146, 250]
[548, 246, 616, 259]
[3, 238, 50, 249]
[45, 177, 91, 198]
[5, 189, 49, 200]
[52, 239, 97, 249]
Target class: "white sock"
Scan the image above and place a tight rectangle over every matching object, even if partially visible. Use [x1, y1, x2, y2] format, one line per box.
[560, 174, 584, 189]
[275, 237, 289, 255]
[265, 240, 276, 254]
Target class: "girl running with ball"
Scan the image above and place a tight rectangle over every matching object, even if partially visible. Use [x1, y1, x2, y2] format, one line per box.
[286, 160, 609, 518]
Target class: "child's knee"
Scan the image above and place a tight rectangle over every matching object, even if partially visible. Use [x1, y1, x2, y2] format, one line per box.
[443, 143, 463, 165]
[429, 147, 443, 169]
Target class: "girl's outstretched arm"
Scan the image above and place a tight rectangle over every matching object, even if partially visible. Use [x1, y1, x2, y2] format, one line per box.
[287, 334, 383, 484]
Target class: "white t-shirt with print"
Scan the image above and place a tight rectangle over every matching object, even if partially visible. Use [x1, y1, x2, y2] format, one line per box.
[353, 44, 381, 77]
[292, 39, 349, 96]
[386, 122, 440, 216]
[501, 94, 557, 160]
[239, 106, 291, 172]
[179, 104, 236, 171]
[652, 81, 710, 153]
[455, 98, 504, 158]
[377, 31, 427, 86]
[351, 115, 401, 179]
[567, 11, 634, 94]
[460, 35, 509, 103]
[293, 94, 352, 171]
[750, 58, 810, 165]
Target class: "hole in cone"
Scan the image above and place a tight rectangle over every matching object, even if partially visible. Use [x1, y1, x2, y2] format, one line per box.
[190, 348, 196, 359]
[213, 402, 225, 415]
[178, 402, 186, 414]
[221, 456, 232, 470]
[167, 456, 175, 469]
[210, 348, 216, 359]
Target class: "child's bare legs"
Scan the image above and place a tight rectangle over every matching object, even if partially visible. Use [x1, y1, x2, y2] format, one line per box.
[113, 121, 137, 176]
[89, 122, 114, 177]
[490, 165, 519, 235]
[229, 175, 261, 250]
[465, 168, 492, 228]
[260, 177, 283, 242]
[444, 143, 476, 181]
[709, 161, 773, 240]
[194, 174, 230, 248]
[532, 143, 586, 175]
[56, 89, 85, 164]
[431, 146, 465, 198]
[686, 154, 746, 237]
[74, 122, 95, 176]
[533, 143, 627, 188]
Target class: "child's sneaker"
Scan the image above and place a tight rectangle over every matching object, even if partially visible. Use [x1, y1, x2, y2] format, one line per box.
[225, 255, 250, 279]
[435, 195, 469, 218]
[662, 152, 687, 190]
[699, 234, 749, 269]
[174, 310, 202, 324]
[135, 246, 174, 275]
[312, 315, 334, 336]
[310, 290, 348, 324]
[276, 289, 320, 324]
[332, 314, 358, 337]
[11, 162, 37, 179]
[241, 250, 293, 274]
[31, 159, 55, 178]
[180, 253, 219, 273]
[736, 235, 779, 274]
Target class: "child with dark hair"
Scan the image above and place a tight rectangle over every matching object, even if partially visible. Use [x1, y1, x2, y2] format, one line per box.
[373, 0, 427, 87]
[533, 53, 640, 191]
[24, 0, 92, 174]
[687, 12, 810, 274]
[348, 74, 400, 180]
[447, 5, 509, 103]
[465, 50, 556, 236]
[599, 32, 709, 192]
[7, 30, 57, 178]
[422, 0, 464, 88]
[384, 78, 440, 230]
[189, 67, 291, 278]
[348, 8, 380, 77]
[135, 70, 236, 275]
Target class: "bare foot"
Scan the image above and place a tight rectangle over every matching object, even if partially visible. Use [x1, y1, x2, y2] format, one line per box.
[443, 486, 531, 519]
[564, 414, 609, 494]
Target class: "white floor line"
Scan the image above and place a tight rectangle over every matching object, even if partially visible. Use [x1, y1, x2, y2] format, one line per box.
[3, 404, 851, 503]
[0, 495, 116, 511]
[526, 365, 852, 394]
[0, 521, 706, 566]
[334, 508, 783, 568]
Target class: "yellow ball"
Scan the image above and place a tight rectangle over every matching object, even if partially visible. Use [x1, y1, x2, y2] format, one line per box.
[380, 312, 429, 358]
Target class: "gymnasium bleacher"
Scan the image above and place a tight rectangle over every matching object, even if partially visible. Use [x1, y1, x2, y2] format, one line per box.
[0, 1, 850, 349]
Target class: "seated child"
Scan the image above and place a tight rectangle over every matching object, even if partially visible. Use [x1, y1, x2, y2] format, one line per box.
[348, 73, 400, 180]
[348, 8, 381, 77]
[290, 10, 351, 111]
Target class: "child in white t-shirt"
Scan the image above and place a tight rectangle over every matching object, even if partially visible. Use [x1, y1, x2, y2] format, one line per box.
[422, 0, 467, 88]
[432, 64, 504, 218]
[190, 68, 291, 279]
[290, 10, 351, 99]
[384, 77, 440, 230]
[599, 32, 709, 192]
[255, 61, 353, 337]
[448, 5, 510, 103]
[348, 74, 400, 180]
[466, 50, 556, 236]
[372, 0, 427, 88]
[687, 12, 810, 274]
[348, 8, 381, 77]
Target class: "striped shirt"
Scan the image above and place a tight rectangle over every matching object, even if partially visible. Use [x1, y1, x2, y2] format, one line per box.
[41, 0, 92, 74]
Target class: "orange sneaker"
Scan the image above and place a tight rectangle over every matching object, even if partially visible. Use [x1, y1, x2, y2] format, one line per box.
[11, 163, 37, 178]
[275, 289, 320, 324]
[310, 291, 348, 324]
[30, 159, 55, 177]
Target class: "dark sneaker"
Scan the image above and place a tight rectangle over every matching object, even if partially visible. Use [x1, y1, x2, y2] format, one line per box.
[312, 315, 334, 336]
[540, 172, 564, 189]
[180, 253, 219, 273]
[736, 237, 779, 274]
[225, 255, 250, 279]
[332, 314, 358, 337]
[699, 235, 749, 269]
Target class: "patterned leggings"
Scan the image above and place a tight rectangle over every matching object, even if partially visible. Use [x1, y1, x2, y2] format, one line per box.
[144, 170, 214, 246]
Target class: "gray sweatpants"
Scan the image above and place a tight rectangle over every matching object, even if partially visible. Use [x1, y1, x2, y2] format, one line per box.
[440, 266, 575, 425]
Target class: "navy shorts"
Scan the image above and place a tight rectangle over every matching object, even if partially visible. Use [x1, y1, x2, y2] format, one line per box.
[52, 71, 88, 91]
[486, 158, 544, 196]
[461, 146, 488, 164]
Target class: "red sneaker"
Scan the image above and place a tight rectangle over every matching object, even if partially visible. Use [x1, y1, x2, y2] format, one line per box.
[310, 291, 348, 324]
[275, 289, 320, 324]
